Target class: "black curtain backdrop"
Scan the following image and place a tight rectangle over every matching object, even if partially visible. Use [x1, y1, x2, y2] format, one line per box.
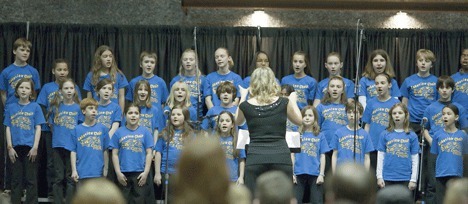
[1, 22, 468, 190]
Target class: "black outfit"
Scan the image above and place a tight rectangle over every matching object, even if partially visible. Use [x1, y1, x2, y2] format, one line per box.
[240, 97, 293, 193]
[10, 145, 38, 204]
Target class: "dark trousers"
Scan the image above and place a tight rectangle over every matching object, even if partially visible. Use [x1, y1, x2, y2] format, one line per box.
[119, 172, 153, 204]
[295, 174, 323, 204]
[155, 173, 174, 203]
[421, 147, 436, 204]
[245, 163, 292, 194]
[42, 131, 55, 197]
[435, 176, 458, 204]
[324, 151, 332, 176]
[107, 150, 117, 184]
[10, 145, 38, 204]
[53, 147, 74, 204]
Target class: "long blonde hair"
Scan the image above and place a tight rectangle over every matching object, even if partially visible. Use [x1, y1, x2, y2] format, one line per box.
[249, 67, 281, 104]
[179, 48, 203, 77]
[90, 45, 124, 86]
[166, 81, 192, 109]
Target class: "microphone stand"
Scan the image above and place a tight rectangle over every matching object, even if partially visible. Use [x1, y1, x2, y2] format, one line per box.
[193, 26, 202, 132]
[353, 19, 364, 162]
[417, 120, 427, 202]
[164, 134, 170, 204]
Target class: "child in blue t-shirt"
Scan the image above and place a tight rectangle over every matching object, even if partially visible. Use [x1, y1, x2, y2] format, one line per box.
[359, 49, 401, 110]
[242, 51, 271, 89]
[216, 111, 246, 184]
[376, 103, 420, 191]
[83, 45, 128, 111]
[4, 78, 45, 204]
[451, 48, 468, 108]
[163, 81, 197, 124]
[281, 51, 317, 109]
[281, 84, 299, 132]
[0, 38, 41, 106]
[430, 104, 468, 204]
[95, 78, 122, 137]
[69, 98, 109, 182]
[313, 52, 355, 107]
[205, 47, 243, 109]
[154, 107, 195, 200]
[47, 78, 83, 203]
[292, 106, 330, 204]
[110, 104, 154, 203]
[332, 102, 374, 172]
[202, 81, 238, 131]
[170, 48, 206, 118]
[401, 49, 438, 132]
[127, 51, 169, 109]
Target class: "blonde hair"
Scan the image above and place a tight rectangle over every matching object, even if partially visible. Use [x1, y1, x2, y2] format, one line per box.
[166, 81, 192, 109]
[13, 37, 32, 50]
[139, 51, 157, 63]
[387, 103, 411, 134]
[321, 76, 347, 105]
[363, 49, 395, 79]
[299, 106, 321, 135]
[90, 45, 124, 86]
[416, 49, 436, 63]
[179, 48, 203, 76]
[174, 137, 230, 204]
[71, 178, 125, 204]
[249, 67, 281, 104]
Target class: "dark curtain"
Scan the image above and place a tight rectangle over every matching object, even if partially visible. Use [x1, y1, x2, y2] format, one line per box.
[1, 22, 468, 191]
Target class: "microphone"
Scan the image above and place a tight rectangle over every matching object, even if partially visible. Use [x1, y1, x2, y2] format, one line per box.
[421, 117, 428, 128]
[199, 114, 218, 120]
[164, 109, 171, 117]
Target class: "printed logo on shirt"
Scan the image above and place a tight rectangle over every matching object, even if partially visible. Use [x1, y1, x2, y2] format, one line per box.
[431, 112, 444, 128]
[221, 140, 234, 160]
[9, 74, 33, 89]
[439, 137, 464, 156]
[322, 108, 347, 125]
[140, 113, 153, 132]
[170, 133, 184, 150]
[150, 84, 160, 104]
[56, 111, 79, 129]
[301, 137, 320, 157]
[371, 108, 390, 127]
[120, 134, 144, 153]
[455, 79, 468, 94]
[185, 80, 201, 98]
[411, 82, 436, 100]
[11, 111, 33, 130]
[367, 85, 378, 98]
[78, 131, 103, 150]
[47, 91, 58, 104]
[339, 135, 365, 153]
[386, 139, 410, 158]
[97, 114, 112, 129]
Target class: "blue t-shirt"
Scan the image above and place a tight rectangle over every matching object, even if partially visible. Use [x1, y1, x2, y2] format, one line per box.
[316, 103, 347, 145]
[83, 72, 129, 104]
[170, 75, 206, 117]
[294, 132, 330, 176]
[331, 126, 374, 166]
[155, 130, 185, 174]
[315, 77, 355, 100]
[378, 130, 420, 181]
[3, 102, 46, 147]
[126, 75, 169, 108]
[49, 103, 83, 148]
[201, 105, 238, 131]
[359, 77, 401, 99]
[451, 72, 468, 109]
[204, 71, 242, 107]
[109, 126, 154, 173]
[69, 123, 109, 179]
[121, 106, 164, 136]
[37, 82, 83, 131]
[430, 129, 468, 177]
[281, 74, 317, 109]
[96, 102, 122, 130]
[0, 64, 41, 105]
[362, 97, 400, 146]
[220, 136, 246, 181]
[423, 101, 468, 137]
[400, 74, 438, 122]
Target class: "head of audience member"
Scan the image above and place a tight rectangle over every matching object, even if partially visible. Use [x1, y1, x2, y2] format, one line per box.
[375, 185, 412, 204]
[444, 178, 468, 204]
[253, 171, 297, 204]
[228, 183, 252, 204]
[173, 136, 230, 204]
[71, 178, 125, 204]
[325, 162, 376, 204]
